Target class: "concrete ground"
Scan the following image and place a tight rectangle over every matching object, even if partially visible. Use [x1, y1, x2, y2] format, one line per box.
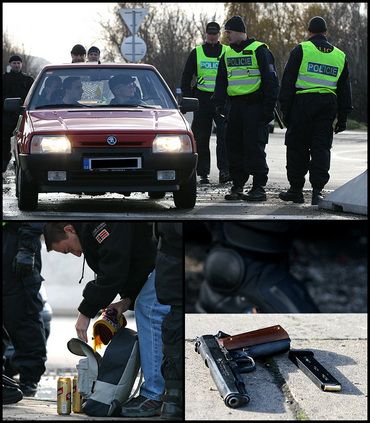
[185, 314, 367, 421]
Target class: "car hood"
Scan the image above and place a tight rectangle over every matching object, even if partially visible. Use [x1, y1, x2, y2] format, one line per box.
[28, 109, 189, 132]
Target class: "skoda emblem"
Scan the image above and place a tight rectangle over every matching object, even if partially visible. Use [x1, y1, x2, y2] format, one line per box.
[106, 136, 117, 146]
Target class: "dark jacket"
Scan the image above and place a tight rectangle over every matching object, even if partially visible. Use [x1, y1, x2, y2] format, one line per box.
[212, 38, 279, 118]
[74, 222, 156, 318]
[181, 42, 225, 103]
[278, 34, 353, 122]
[3, 71, 34, 103]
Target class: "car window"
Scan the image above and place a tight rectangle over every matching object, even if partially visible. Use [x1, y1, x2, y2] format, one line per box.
[29, 67, 176, 110]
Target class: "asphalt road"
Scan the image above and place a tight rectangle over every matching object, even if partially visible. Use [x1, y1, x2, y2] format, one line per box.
[2, 129, 367, 220]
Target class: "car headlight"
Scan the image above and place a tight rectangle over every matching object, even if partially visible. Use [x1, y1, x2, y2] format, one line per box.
[30, 135, 71, 154]
[152, 134, 192, 153]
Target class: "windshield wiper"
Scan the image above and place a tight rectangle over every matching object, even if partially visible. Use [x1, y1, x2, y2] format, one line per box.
[97, 104, 160, 109]
[34, 103, 93, 110]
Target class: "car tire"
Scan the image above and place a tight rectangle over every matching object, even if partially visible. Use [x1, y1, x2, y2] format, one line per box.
[173, 171, 196, 209]
[148, 191, 166, 199]
[17, 167, 38, 211]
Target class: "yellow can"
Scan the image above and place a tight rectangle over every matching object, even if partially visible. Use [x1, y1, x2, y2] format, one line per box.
[57, 377, 71, 415]
[72, 375, 83, 413]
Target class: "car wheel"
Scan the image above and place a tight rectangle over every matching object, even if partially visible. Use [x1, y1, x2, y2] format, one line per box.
[148, 192, 166, 200]
[173, 171, 196, 209]
[17, 167, 38, 211]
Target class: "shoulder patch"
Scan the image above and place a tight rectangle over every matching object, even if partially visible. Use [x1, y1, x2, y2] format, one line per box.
[95, 228, 110, 244]
[92, 222, 110, 244]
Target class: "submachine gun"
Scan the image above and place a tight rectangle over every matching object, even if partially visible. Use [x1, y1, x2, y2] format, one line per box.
[195, 325, 291, 408]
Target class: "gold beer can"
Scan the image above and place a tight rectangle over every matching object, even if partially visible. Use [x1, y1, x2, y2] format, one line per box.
[72, 375, 83, 413]
[57, 377, 71, 415]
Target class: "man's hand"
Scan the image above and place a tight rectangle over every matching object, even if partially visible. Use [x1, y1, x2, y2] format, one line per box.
[75, 313, 91, 343]
[107, 298, 131, 317]
[334, 121, 346, 134]
[260, 111, 274, 126]
[13, 248, 35, 280]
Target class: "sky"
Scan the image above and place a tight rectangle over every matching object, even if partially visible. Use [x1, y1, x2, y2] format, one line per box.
[2, 2, 226, 64]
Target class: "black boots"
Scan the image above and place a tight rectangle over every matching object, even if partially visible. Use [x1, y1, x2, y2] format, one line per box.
[279, 188, 304, 203]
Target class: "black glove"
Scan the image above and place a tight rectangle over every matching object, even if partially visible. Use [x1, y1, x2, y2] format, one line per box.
[215, 105, 226, 117]
[334, 121, 346, 134]
[260, 110, 274, 126]
[13, 248, 35, 280]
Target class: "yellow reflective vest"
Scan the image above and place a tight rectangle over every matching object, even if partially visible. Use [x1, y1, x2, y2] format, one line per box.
[295, 41, 345, 95]
[225, 40, 267, 96]
[196, 44, 227, 92]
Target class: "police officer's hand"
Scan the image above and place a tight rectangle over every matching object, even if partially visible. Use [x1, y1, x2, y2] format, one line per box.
[75, 313, 91, 343]
[215, 105, 226, 117]
[13, 248, 35, 280]
[260, 111, 274, 126]
[334, 121, 346, 134]
[108, 298, 131, 316]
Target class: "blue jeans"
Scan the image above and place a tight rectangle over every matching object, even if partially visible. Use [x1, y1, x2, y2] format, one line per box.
[134, 270, 171, 401]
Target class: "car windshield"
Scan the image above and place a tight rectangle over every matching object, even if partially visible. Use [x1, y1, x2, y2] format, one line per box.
[29, 67, 176, 110]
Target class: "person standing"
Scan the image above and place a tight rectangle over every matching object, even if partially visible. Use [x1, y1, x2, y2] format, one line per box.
[70, 44, 86, 63]
[2, 222, 47, 397]
[154, 223, 183, 420]
[87, 46, 101, 63]
[212, 16, 279, 201]
[181, 22, 230, 184]
[279, 16, 353, 205]
[2, 55, 34, 174]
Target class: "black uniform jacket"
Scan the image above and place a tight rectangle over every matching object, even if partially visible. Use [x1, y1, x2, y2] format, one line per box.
[3, 71, 34, 102]
[278, 34, 353, 122]
[74, 222, 156, 318]
[212, 38, 279, 118]
[181, 42, 224, 102]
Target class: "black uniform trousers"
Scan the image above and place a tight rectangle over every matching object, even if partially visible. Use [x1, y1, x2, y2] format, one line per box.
[226, 99, 269, 188]
[2, 113, 18, 172]
[192, 99, 228, 177]
[2, 229, 46, 384]
[285, 93, 337, 191]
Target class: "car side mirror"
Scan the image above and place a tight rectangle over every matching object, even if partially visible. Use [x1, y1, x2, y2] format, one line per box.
[179, 97, 199, 113]
[4, 98, 24, 113]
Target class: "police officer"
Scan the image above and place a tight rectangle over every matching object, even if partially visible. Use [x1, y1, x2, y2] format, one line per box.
[2, 55, 34, 174]
[279, 16, 353, 205]
[70, 44, 86, 63]
[43, 222, 170, 418]
[2, 222, 47, 396]
[154, 223, 183, 420]
[194, 222, 319, 313]
[212, 16, 279, 202]
[181, 22, 230, 184]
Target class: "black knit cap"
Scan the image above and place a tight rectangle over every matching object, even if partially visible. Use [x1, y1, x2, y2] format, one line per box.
[71, 44, 86, 55]
[224, 15, 246, 33]
[88, 46, 100, 54]
[206, 22, 220, 34]
[9, 55, 22, 63]
[308, 16, 327, 33]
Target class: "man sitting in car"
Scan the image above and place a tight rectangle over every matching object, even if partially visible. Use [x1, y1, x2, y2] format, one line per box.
[108, 75, 145, 106]
[38, 76, 62, 106]
[62, 76, 83, 105]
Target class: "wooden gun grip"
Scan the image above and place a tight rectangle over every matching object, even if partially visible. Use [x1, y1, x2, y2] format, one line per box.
[218, 325, 289, 350]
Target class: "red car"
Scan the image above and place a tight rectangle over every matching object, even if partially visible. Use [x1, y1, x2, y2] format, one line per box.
[5, 63, 198, 210]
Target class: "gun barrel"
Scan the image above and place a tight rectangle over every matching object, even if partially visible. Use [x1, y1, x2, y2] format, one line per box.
[195, 335, 250, 408]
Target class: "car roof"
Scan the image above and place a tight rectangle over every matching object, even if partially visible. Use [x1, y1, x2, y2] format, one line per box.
[41, 62, 156, 71]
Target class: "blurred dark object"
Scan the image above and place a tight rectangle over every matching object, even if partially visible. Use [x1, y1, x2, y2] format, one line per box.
[185, 222, 367, 313]
[2, 374, 23, 405]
